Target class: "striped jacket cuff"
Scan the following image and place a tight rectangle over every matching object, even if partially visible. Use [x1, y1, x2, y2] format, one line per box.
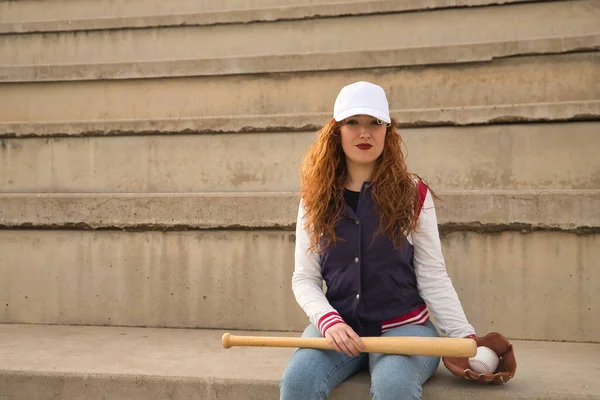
[317, 312, 344, 336]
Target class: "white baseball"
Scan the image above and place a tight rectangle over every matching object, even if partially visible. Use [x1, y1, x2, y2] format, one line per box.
[468, 346, 499, 374]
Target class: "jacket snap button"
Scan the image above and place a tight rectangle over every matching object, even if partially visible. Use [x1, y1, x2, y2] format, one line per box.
[356, 294, 360, 299]
[354, 257, 359, 263]
[355, 220, 359, 225]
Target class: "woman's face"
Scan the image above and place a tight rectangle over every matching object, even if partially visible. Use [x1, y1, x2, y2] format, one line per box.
[339, 114, 387, 167]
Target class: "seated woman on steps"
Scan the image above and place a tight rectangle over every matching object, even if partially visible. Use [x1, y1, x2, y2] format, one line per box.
[279, 81, 476, 400]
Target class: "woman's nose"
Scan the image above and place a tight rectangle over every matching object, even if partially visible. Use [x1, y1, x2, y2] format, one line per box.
[358, 127, 370, 138]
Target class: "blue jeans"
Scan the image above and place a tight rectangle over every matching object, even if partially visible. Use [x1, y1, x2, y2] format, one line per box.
[280, 321, 440, 400]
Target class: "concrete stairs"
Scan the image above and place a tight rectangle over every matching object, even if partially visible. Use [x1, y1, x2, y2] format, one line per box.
[1, 0, 599, 399]
[1, 0, 599, 127]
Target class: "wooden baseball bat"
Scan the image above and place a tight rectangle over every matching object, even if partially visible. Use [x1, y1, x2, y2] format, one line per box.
[222, 333, 476, 358]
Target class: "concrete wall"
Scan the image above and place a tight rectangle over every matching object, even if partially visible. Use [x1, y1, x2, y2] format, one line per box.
[0, 230, 304, 331]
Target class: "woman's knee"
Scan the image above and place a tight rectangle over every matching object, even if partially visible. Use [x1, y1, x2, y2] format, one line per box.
[280, 374, 326, 400]
[280, 349, 329, 400]
[369, 352, 439, 400]
[370, 379, 422, 400]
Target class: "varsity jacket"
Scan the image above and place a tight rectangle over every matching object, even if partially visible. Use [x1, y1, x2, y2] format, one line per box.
[292, 180, 475, 338]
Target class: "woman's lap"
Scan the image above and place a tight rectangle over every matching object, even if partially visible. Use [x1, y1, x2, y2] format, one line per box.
[279, 324, 368, 400]
[369, 322, 441, 399]
[280, 321, 440, 400]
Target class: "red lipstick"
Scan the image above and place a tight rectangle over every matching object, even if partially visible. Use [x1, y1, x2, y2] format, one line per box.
[356, 143, 373, 150]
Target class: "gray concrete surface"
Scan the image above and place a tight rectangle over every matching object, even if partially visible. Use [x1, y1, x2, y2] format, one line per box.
[0, 0, 536, 24]
[2, 53, 598, 123]
[2, 1, 597, 67]
[0, 0, 537, 33]
[3, 35, 598, 82]
[0, 230, 598, 342]
[1, 123, 598, 192]
[0, 0, 527, 33]
[0, 324, 598, 399]
[0, 0, 378, 22]
[0, 230, 306, 332]
[0, 192, 300, 229]
[1, 100, 598, 137]
[0, 190, 598, 231]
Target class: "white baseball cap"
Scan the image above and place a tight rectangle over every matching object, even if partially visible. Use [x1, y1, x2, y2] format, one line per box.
[333, 81, 391, 124]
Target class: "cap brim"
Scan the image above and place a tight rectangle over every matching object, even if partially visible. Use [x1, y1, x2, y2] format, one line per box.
[334, 107, 391, 124]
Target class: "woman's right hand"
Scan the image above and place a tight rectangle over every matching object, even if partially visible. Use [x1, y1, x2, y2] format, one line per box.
[324, 323, 365, 357]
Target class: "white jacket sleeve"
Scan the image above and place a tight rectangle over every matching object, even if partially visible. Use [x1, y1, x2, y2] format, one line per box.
[412, 189, 476, 338]
[291, 199, 344, 335]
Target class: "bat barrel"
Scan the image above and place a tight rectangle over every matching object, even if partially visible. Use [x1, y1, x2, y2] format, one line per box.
[363, 336, 476, 358]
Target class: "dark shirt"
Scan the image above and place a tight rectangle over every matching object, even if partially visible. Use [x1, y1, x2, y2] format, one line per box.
[344, 188, 360, 213]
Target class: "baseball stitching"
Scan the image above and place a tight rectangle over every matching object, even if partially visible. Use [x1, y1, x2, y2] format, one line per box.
[470, 359, 492, 374]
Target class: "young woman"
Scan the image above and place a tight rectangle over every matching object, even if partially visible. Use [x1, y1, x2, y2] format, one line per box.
[280, 81, 475, 399]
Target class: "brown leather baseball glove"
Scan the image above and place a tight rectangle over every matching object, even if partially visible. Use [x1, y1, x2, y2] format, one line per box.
[442, 332, 517, 384]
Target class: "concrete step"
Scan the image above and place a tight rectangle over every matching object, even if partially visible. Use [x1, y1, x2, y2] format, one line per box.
[0, 0, 535, 33]
[1, 52, 597, 126]
[0, 191, 597, 232]
[0, 324, 598, 399]
[2, 100, 599, 138]
[0, 190, 598, 341]
[0, 0, 373, 22]
[1, 122, 598, 192]
[4, 35, 597, 83]
[1, 1, 598, 81]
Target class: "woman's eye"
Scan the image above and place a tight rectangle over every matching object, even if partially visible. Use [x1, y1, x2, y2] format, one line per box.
[371, 120, 379, 125]
[346, 120, 357, 125]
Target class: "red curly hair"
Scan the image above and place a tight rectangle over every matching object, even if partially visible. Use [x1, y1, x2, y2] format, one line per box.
[300, 118, 427, 253]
